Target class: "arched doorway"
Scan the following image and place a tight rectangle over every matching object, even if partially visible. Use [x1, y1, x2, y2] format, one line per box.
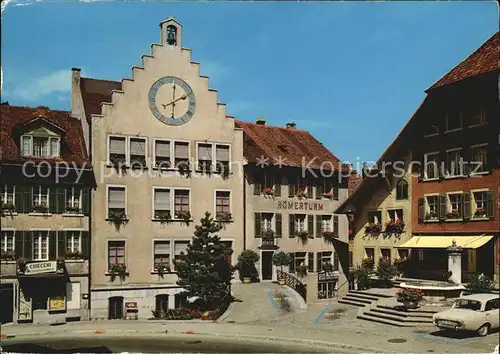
[108, 296, 124, 320]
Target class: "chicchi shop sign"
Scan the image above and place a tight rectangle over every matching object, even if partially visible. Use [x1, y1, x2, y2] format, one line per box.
[25, 261, 57, 275]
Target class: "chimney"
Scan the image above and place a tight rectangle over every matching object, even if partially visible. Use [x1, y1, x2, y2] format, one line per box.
[256, 116, 266, 125]
[362, 162, 368, 179]
[286, 122, 296, 129]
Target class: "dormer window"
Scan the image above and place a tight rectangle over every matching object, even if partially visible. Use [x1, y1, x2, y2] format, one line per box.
[21, 134, 60, 158]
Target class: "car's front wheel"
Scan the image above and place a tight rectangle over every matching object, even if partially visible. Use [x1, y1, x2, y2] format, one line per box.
[477, 324, 490, 337]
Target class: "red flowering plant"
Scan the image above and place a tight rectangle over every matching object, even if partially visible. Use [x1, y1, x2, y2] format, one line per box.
[384, 219, 405, 235]
[263, 187, 274, 196]
[474, 207, 487, 218]
[396, 288, 424, 304]
[322, 191, 333, 199]
[364, 222, 382, 235]
[295, 189, 307, 199]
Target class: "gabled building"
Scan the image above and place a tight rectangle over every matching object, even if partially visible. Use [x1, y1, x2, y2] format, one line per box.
[71, 18, 245, 320]
[0, 104, 94, 324]
[336, 31, 500, 285]
[238, 118, 353, 300]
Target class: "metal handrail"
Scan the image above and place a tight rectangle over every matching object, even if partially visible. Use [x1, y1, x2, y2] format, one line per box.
[277, 269, 307, 302]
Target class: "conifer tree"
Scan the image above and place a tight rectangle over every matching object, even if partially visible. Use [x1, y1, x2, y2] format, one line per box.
[174, 212, 234, 310]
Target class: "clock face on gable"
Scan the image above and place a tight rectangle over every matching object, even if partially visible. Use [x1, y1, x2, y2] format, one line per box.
[148, 76, 196, 126]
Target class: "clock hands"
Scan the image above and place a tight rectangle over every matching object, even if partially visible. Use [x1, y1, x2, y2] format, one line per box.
[161, 91, 193, 114]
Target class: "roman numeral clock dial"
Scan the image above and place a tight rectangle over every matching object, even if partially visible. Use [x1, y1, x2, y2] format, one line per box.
[148, 76, 196, 126]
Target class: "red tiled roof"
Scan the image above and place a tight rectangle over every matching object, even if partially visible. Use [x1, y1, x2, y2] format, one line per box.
[428, 31, 500, 91]
[348, 171, 362, 196]
[80, 77, 122, 122]
[235, 120, 349, 171]
[0, 104, 90, 166]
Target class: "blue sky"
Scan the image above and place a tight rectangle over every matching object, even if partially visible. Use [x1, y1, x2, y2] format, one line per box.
[1, 0, 497, 166]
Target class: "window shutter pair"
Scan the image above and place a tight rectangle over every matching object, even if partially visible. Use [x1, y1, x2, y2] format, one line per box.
[275, 214, 282, 238]
[254, 213, 261, 238]
[15, 231, 33, 260]
[307, 181, 313, 198]
[288, 253, 295, 272]
[307, 215, 314, 238]
[333, 215, 339, 237]
[82, 188, 90, 215]
[486, 192, 494, 218]
[316, 183, 323, 199]
[274, 172, 281, 197]
[49, 231, 57, 260]
[49, 188, 66, 214]
[316, 252, 322, 271]
[462, 193, 471, 219]
[15, 186, 33, 213]
[315, 215, 322, 237]
[58, 231, 67, 257]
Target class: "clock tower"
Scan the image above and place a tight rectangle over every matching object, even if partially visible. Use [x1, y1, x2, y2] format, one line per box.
[160, 17, 183, 48]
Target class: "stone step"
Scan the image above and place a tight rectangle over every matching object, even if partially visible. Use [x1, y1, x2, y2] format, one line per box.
[345, 292, 381, 301]
[357, 312, 431, 327]
[348, 290, 393, 298]
[365, 309, 433, 323]
[372, 306, 434, 318]
[338, 298, 367, 307]
[343, 295, 373, 304]
[377, 304, 439, 314]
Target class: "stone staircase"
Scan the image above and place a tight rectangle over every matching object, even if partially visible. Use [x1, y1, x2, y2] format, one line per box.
[338, 290, 392, 307]
[357, 301, 439, 327]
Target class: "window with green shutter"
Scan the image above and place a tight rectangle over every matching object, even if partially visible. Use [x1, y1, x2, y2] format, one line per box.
[57, 231, 66, 257]
[254, 213, 261, 238]
[288, 253, 295, 272]
[275, 213, 282, 238]
[82, 188, 90, 215]
[289, 214, 296, 237]
[307, 215, 314, 238]
[333, 215, 339, 237]
[15, 185, 33, 214]
[274, 171, 281, 197]
[315, 215, 322, 237]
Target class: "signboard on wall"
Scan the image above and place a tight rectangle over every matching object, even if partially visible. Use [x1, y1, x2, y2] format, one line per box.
[276, 200, 325, 211]
[125, 302, 137, 309]
[318, 271, 339, 282]
[24, 261, 57, 275]
[49, 296, 66, 312]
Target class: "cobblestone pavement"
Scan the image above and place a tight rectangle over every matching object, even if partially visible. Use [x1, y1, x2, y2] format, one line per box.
[1, 283, 499, 353]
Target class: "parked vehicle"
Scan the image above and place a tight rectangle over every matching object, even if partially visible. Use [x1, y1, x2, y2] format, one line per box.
[432, 293, 500, 337]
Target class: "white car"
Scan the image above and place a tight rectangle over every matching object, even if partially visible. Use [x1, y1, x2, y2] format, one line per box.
[433, 293, 500, 336]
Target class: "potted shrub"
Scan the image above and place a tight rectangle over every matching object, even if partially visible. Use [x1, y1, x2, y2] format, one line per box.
[375, 257, 396, 288]
[109, 264, 128, 282]
[237, 249, 260, 283]
[446, 210, 460, 219]
[175, 210, 191, 225]
[110, 154, 127, 172]
[295, 189, 307, 199]
[65, 251, 84, 260]
[465, 273, 493, 294]
[1, 202, 15, 214]
[297, 230, 309, 246]
[155, 262, 170, 279]
[65, 204, 81, 214]
[296, 263, 307, 278]
[272, 252, 291, 285]
[393, 257, 408, 277]
[361, 257, 374, 271]
[263, 187, 274, 196]
[322, 231, 336, 244]
[216, 212, 232, 223]
[396, 288, 423, 310]
[215, 162, 230, 180]
[155, 210, 171, 224]
[354, 266, 371, 290]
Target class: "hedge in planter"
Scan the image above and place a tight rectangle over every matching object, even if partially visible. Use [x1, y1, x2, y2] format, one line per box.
[236, 249, 260, 283]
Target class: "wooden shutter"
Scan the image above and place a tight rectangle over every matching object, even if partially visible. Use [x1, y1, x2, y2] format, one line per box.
[57, 231, 66, 257]
[486, 192, 494, 218]
[307, 181, 313, 198]
[439, 195, 447, 220]
[288, 253, 295, 272]
[82, 188, 90, 215]
[307, 215, 314, 238]
[56, 188, 65, 214]
[15, 185, 25, 213]
[289, 214, 296, 238]
[49, 231, 57, 260]
[333, 252, 339, 271]
[462, 193, 471, 219]
[288, 178, 296, 197]
[24, 231, 32, 260]
[81, 231, 89, 259]
[315, 215, 322, 237]
[418, 197, 425, 223]
[49, 187, 57, 213]
[275, 213, 282, 238]
[333, 186, 339, 200]
[316, 252, 322, 272]
[254, 176, 261, 195]
[15, 231, 24, 259]
[333, 215, 339, 237]
[254, 213, 261, 238]
[274, 172, 281, 197]
[316, 182, 323, 200]
[308, 253, 314, 272]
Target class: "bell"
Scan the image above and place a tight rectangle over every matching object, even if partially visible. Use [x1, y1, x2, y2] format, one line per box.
[167, 30, 176, 45]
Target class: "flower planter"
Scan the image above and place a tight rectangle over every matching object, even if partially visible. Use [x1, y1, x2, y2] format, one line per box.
[263, 187, 275, 196]
[243, 277, 251, 284]
[278, 278, 286, 285]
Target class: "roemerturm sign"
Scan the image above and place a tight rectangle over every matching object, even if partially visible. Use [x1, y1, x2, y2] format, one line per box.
[24, 261, 57, 275]
[277, 200, 324, 211]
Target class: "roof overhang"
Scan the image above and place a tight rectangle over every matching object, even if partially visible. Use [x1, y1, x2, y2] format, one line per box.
[396, 235, 494, 249]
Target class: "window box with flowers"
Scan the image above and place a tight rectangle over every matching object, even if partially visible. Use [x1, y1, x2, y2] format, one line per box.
[396, 288, 424, 310]
[110, 154, 128, 172]
[175, 211, 192, 225]
[216, 212, 232, 223]
[1, 250, 15, 261]
[384, 219, 405, 235]
[177, 161, 191, 177]
[295, 189, 307, 199]
[155, 262, 170, 279]
[322, 191, 333, 199]
[107, 209, 128, 230]
[473, 207, 487, 219]
[32, 203, 49, 214]
[364, 223, 382, 235]
[261, 228, 275, 239]
[425, 211, 438, 221]
[263, 187, 275, 196]
[445, 210, 461, 220]
[65, 251, 85, 260]
[154, 210, 172, 224]
[322, 262, 334, 272]
[108, 264, 128, 282]
[65, 204, 82, 214]
[1, 202, 15, 214]
[297, 230, 309, 245]
[322, 231, 337, 244]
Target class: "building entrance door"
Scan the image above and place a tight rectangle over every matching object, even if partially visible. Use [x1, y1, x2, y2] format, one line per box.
[0, 284, 14, 324]
[108, 296, 124, 320]
[261, 251, 274, 281]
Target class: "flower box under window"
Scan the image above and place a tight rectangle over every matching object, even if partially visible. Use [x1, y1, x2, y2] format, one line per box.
[216, 212, 232, 222]
[263, 187, 274, 196]
[364, 223, 382, 235]
[32, 203, 49, 214]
